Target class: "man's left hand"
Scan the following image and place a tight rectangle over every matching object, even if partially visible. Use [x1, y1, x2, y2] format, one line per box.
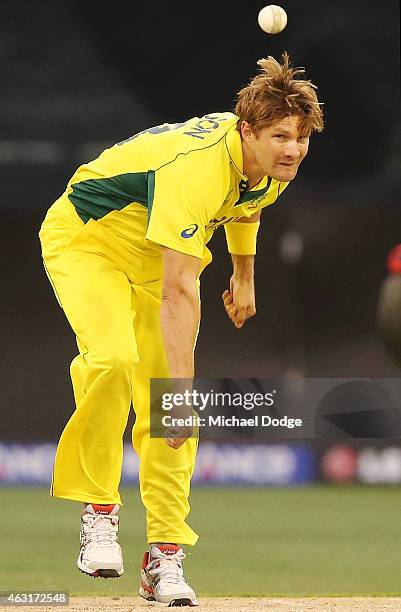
[222, 275, 256, 329]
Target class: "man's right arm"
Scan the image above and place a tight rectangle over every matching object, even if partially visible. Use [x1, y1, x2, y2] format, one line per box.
[160, 247, 201, 449]
[160, 246, 201, 379]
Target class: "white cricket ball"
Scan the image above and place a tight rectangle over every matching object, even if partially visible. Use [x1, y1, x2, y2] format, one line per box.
[258, 5, 287, 34]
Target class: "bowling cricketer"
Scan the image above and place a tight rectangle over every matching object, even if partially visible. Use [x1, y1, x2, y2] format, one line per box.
[38, 52, 323, 606]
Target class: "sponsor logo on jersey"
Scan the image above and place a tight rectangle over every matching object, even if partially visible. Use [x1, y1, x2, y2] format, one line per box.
[181, 224, 199, 238]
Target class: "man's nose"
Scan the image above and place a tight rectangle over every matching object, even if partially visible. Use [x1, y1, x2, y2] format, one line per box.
[283, 141, 301, 158]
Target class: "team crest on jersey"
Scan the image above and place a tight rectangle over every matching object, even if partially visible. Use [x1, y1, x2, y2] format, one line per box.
[181, 224, 199, 238]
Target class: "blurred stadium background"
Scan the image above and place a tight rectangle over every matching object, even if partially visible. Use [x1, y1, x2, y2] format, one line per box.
[1, 0, 401, 597]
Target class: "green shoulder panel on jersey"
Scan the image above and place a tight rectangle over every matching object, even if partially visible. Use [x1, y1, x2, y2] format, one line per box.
[147, 171, 155, 224]
[235, 177, 272, 206]
[68, 172, 148, 223]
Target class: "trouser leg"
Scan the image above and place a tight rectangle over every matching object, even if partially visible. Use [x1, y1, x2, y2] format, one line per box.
[130, 283, 199, 546]
[43, 249, 137, 504]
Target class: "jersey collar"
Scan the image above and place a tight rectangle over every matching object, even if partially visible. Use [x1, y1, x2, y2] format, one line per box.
[224, 121, 248, 181]
[224, 120, 278, 197]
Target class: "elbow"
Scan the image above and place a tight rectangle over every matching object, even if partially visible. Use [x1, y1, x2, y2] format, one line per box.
[162, 283, 185, 302]
[162, 275, 198, 304]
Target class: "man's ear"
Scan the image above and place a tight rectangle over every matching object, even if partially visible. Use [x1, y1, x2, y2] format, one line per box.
[240, 121, 254, 141]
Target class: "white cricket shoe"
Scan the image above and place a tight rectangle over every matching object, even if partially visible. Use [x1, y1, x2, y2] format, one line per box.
[77, 503, 124, 578]
[139, 544, 198, 606]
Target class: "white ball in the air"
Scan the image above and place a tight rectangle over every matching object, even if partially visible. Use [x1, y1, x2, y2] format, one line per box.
[258, 5, 287, 34]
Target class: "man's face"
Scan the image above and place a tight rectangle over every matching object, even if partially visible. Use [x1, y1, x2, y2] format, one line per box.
[242, 115, 310, 182]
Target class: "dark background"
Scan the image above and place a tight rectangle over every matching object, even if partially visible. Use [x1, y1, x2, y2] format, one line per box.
[1, 0, 400, 441]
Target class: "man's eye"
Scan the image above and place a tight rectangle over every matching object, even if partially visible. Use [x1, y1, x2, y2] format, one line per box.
[274, 134, 286, 139]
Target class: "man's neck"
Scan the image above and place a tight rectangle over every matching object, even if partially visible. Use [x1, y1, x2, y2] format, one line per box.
[242, 141, 263, 188]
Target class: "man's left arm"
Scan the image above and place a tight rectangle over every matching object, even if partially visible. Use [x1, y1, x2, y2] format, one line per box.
[222, 211, 261, 328]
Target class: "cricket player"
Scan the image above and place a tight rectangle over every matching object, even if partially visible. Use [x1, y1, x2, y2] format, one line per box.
[38, 52, 323, 606]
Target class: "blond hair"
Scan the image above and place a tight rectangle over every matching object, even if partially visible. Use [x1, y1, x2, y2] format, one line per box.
[235, 52, 324, 135]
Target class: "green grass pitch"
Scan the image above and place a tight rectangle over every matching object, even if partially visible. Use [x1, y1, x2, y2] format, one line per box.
[2, 485, 401, 597]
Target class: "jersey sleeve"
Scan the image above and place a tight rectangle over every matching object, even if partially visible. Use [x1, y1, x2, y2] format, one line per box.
[145, 151, 226, 258]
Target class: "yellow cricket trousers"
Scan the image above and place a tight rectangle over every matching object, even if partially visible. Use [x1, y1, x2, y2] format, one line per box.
[38, 195, 199, 545]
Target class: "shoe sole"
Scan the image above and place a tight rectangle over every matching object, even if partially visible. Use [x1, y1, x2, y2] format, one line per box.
[80, 568, 122, 578]
[139, 598, 197, 607]
[78, 553, 124, 578]
[139, 588, 197, 607]
[168, 599, 197, 607]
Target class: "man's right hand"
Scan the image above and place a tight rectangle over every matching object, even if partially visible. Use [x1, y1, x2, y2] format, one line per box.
[165, 427, 193, 449]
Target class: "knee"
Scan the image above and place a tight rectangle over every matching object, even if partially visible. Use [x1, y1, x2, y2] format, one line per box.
[90, 351, 138, 377]
[107, 352, 137, 375]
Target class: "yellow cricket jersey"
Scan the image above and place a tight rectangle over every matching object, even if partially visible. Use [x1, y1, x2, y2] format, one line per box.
[65, 112, 289, 260]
